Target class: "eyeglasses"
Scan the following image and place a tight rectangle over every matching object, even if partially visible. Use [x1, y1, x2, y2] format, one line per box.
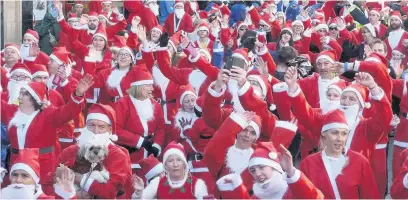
[11, 75, 30, 81]
[19, 91, 30, 96]
[329, 27, 338, 31]
[118, 53, 131, 58]
[239, 28, 248, 31]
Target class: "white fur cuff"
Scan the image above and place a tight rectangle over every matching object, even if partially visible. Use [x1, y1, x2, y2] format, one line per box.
[287, 85, 301, 98]
[286, 169, 301, 184]
[71, 95, 84, 104]
[353, 61, 360, 71]
[370, 88, 385, 101]
[403, 173, 408, 189]
[237, 81, 251, 96]
[273, 82, 288, 93]
[188, 54, 201, 63]
[152, 143, 162, 156]
[80, 175, 95, 192]
[216, 174, 243, 191]
[276, 121, 298, 132]
[256, 47, 268, 56]
[54, 184, 76, 200]
[208, 81, 226, 97]
[60, 79, 69, 87]
[229, 112, 248, 130]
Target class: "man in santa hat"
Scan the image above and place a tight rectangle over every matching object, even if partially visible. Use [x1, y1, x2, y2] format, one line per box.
[216, 142, 323, 199]
[384, 11, 408, 60]
[164, 0, 194, 36]
[58, 103, 133, 198]
[2, 63, 32, 105]
[2, 44, 21, 73]
[366, 7, 388, 39]
[1, 149, 76, 199]
[193, 22, 215, 55]
[19, 29, 49, 66]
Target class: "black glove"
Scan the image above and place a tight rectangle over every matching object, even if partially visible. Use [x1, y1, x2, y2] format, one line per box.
[148, 146, 160, 157]
[159, 32, 170, 48]
[141, 138, 153, 150]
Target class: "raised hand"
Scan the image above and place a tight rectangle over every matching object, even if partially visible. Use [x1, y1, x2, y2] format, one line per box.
[79, 14, 89, 25]
[278, 144, 296, 177]
[214, 70, 229, 92]
[229, 66, 247, 87]
[56, 67, 67, 83]
[75, 74, 94, 96]
[180, 31, 191, 48]
[300, 8, 308, 19]
[354, 72, 376, 89]
[135, 25, 147, 43]
[284, 67, 298, 92]
[55, 164, 75, 193]
[254, 57, 268, 76]
[242, 111, 256, 123]
[364, 44, 372, 57]
[132, 174, 144, 191]
[391, 59, 404, 79]
[178, 117, 193, 129]
[335, 17, 346, 30]
[132, 16, 141, 28]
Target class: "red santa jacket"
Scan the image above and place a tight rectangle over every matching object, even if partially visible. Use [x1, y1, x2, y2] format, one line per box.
[384, 29, 408, 60]
[391, 148, 408, 198]
[114, 95, 165, 168]
[58, 143, 133, 199]
[164, 13, 194, 36]
[22, 51, 49, 66]
[289, 86, 392, 159]
[300, 150, 380, 199]
[298, 73, 340, 108]
[124, 0, 159, 32]
[392, 78, 408, 148]
[1, 94, 85, 186]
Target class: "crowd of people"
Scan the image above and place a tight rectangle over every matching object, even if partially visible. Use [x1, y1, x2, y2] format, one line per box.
[1, 0, 408, 199]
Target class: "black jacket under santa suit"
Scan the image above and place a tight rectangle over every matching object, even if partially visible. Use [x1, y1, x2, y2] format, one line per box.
[1, 94, 85, 195]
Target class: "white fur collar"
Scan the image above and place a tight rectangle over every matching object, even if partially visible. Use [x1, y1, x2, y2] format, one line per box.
[252, 174, 288, 199]
[107, 69, 128, 88]
[9, 110, 39, 129]
[188, 70, 207, 94]
[226, 145, 253, 174]
[130, 96, 154, 121]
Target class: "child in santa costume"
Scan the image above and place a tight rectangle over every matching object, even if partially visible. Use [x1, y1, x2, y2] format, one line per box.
[299, 109, 380, 199]
[1, 148, 76, 199]
[132, 141, 208, 199]
[58, 103, 133, 199]
[114, 67, 165, 174]
[285, 66, 392, 160]
[1, 76, 92, 194]
[216, 142, 324, 199]
[391, 148, 408, 198]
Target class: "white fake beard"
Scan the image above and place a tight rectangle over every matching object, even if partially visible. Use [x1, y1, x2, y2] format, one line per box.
[133, 98, 154, 121]
[228, 79, 245, 114]
[321, 100, 340, 114]
[190, 2, 197, 11]
[175, 9, 185, 19]
[339, 104, 360, 129]
[1, 184, 36, 199]
[188, 70, 207, 93]
[7, 80, 28, 104]
[225, 146, 253, 174]
[174, 110, 198, 131]
[107, 69, 127, 88]
[77, 127, 113, 148]
[252, 172, 288, 199]
[149, 4, 159, 16]
[20, 44, 30, 60]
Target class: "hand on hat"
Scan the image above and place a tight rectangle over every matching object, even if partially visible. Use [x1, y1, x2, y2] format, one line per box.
[55, 164, 75, 193]
[278, 144, 296, 178]
[75, 74, 94, 97]
[229, 66, 247, 88]
[284, 66, 298, 93]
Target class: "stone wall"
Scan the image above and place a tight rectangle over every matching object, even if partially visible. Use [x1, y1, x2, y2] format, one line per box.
[3, 0, 22, 45]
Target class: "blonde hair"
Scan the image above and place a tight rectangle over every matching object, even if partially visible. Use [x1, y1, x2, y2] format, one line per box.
[126, 85, 142, 98]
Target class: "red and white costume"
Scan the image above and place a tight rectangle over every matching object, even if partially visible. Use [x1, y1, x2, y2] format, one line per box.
[21, 29, 49, 66]
[391, 148, 408, 198]
[139, 155, 164, 184]
[164, 3, 194, 36]
[384, 11, 408, 60]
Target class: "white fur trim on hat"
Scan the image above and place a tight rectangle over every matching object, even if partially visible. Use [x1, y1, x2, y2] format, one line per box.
[93, 33, 107, 42]
[327, 85, 342, 94]
[248, 121, 260, 139]
[316, 55, 335, 64]
[292, 20, 304, 28]
[231, 53, 249, 65]
[24, 33, 39, 42]
[314, 24, 329, 31]
[370, 10, 381, 16]
[131, 80, 154, 86]
[145, 163, 164, 181]
[11, 69, 32, 79]
[248, 157, 283, 173]
[275, 121, 298, 132]
[49, 54, 65, 66]
[163, 148, 187, 168]
[10, 163, 40, 184]
[216, 174, 243, 191]
[119, 47, 135, 61]
[86, 113, 112, 125]
[197, 26, 209, 33]
[247, 75, 267, 97]
[180, 91, 197, 104]
[5, 46, 20, 56]
[342, 87, 366, 108]
[322, 122, 349, 132]
[21, 84, 42, 104]
[32, 71, 49, 78]
[151, 27, 163, 34]
[390, 15, 403, 24]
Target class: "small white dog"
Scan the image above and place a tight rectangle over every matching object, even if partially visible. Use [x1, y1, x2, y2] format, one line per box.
[78, 141, 110, 184]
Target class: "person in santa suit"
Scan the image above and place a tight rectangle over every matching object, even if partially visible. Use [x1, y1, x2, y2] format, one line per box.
[2, 44, 21, 73]
[19, 29, 49, 66]
[365, 7, 388, 39]
[0, 149, 77, 199]
[58, 13, 80, 52]
[2, 63, 32, 105]
[219, 18, 249, 51]
[384, 11, 408, 60]
[164, 0, 194, 36]
[129, 18, 164, 54]
[285, 66, 392, 160]
[1, 76, 92, 194]
[299, 109, 380, 199]
[216, 142, 324, 199]
[139, 155, 165, 184]
[193, 22, 215, 55]
[58, 103, 133, 199]
[124, 0, 159, 33]
[184, 0, 199, 16]
[132, 141, 209, 199]
[114, 67, 165, 174]
[391, 148, 408, 198]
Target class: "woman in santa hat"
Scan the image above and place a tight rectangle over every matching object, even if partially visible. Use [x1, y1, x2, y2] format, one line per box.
[216, 142, 323, 199]
[1, 76, 92, 194]
[1, 148, 76, 199]
[132, 141, 208, 199]
[284, 66, 392, 160]
[114, 67, 165, 175]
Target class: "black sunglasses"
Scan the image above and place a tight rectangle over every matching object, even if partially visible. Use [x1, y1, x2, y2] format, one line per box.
[329, 27, 338, 31]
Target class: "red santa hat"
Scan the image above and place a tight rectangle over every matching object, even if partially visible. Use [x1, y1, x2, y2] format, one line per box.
[246, 74, 274, 109]
[10, 63, 32, 79]
[344, 15, 354, 27]
[50, 51, 70, 66]
[88, 11, 99, 20]
[236, 21, 249, 31]
[231, 48, 250, 65]
[342, 83, 371, 109]
[365, 52, 388, 65]
[10, 148, 40, 184]
[4, 44, 21, 56]
[321, 109, 349, 132]
[86, 104, 118, 139]
[101, 0, 112, 4]
[327, 81, 348, 95]
[390, 11, 403, 24]
[316, 50, 338, 64]
[261, 2, 270, 10]
[130, 67, 153, 86]
[99, 11, 111, 23]
[328, 18, 338, 28]
[119, 46, 135, 61]
[197, 22, 210, 33]
[93, 24, 108, 42]
[281, 22, 293, 34]
[314, 20, 328, 32]
[140, 155, 164, 181]
[110, 35, 127, 51]
[24, 29, 39, 43]
[162, 141, 187, 168]
[259, 14, 271, 28]
[248, 142, 283, 173]
[256, 32, 267, 45]
[364, 24, 377, 38]
[151, 25, 165, 35]
[178, 84, 197, 107]
[248, 115, 262, 139]
[29, 64, 49, 78]
[169, 31, 181, 52]
[21, 82, 48, 104]
[198, 11, 208, 19]
[174, 0, 184, 8]
[370, 8, 381, 17]
[68, 13, 78, 21]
